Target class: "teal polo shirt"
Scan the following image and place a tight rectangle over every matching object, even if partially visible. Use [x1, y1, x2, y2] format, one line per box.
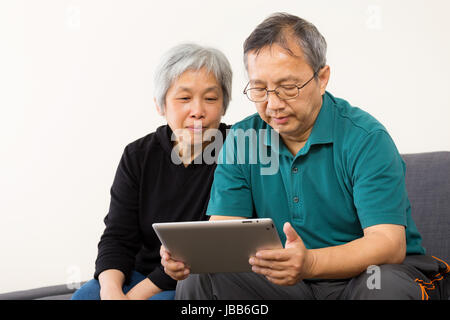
[207, 91, 425, 255]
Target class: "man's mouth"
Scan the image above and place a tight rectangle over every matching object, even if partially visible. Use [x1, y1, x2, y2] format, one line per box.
[272, 116, 290, 125]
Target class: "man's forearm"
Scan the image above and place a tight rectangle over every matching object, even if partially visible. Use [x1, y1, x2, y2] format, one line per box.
[209, 215, 247, 221]
[309, 231, 406, 279]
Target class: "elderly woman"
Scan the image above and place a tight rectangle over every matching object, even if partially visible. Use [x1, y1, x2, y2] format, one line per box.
[71, 43, 232, 300]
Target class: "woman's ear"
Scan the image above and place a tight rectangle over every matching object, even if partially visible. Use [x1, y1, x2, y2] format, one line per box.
[154, 97, 164, 116]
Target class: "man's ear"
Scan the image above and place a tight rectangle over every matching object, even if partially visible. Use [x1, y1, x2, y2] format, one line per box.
[318, 65, 330, 95]
[154, 97, 164, 116]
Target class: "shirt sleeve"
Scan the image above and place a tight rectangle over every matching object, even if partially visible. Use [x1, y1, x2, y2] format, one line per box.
[349, 130, 409, 229]
[94, 145, 143, 285]
[147, 265, 177, 291]
[206, 128, 254, 218]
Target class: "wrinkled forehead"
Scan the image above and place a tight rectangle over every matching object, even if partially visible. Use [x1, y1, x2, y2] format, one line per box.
[245, 43, 312, 85]
[244, 31, 306, 66]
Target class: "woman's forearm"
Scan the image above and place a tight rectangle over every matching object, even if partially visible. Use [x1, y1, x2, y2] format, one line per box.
[98, 269, 162, 300]
[126, 278, 162, 300]
[98, 269, 126, 296]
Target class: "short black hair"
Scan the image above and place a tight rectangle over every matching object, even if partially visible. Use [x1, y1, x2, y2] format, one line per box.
[243, 12, 327, 74]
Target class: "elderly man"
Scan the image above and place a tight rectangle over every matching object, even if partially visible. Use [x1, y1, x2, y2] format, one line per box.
[162, 13, 449, 300]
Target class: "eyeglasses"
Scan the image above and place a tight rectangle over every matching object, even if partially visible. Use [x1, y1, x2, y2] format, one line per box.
[243, 71, 318, 103]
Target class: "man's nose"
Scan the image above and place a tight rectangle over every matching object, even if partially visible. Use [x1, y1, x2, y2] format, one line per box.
[266, 91, 285, 112]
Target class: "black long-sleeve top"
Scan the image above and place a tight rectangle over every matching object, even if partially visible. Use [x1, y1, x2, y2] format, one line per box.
[94, 123, 229, 290]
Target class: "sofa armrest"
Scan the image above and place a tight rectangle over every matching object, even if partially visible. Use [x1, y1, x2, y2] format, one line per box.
[0, 282, 86, 300]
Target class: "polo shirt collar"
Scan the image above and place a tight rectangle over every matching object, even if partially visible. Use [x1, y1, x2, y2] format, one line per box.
[306, 91, 334, 146]
[264, 91, 334, 156]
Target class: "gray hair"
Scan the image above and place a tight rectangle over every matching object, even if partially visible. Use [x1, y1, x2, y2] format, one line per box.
[243, 13, 327, 75]
[154, 43, 233, 114]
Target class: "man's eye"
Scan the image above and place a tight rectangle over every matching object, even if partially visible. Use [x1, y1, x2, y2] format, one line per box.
[206, 97, 218, 101]
[177, 97, 190, 101]
[280, 85, 297, 89]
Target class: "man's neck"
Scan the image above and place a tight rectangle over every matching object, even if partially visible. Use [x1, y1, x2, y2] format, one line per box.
[280, 101, 322, 156]
[280, 128, 312, 156]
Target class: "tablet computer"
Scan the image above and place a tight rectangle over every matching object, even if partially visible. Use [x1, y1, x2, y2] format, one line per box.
[153, 218, 282, 273]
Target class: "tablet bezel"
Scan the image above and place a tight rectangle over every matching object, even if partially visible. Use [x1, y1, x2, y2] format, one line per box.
[153, 218, 282, 273]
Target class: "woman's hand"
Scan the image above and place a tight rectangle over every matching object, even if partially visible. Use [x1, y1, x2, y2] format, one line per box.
[160, 245, 190, 281]
[126, 278, 162, 300]
[100, 285, 129, 300]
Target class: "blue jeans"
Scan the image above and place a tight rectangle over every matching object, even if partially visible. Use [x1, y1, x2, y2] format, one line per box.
[71, 270, 175, 300]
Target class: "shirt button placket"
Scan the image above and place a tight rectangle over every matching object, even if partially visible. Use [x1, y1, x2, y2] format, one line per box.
[292, 167, 300, 204]
[290, 161, 302, 221]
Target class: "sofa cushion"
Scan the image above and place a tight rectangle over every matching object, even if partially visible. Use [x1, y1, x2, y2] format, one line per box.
[402, 152, 450, 262]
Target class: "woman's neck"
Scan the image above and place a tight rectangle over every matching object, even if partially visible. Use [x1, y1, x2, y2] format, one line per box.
[175, 141, 209, 167]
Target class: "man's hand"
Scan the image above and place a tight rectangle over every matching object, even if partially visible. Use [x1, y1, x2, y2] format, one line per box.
[160, 245, 190, 281]
[249, 222, 316, 286]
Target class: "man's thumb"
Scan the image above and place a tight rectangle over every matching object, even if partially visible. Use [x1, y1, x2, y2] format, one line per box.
[284, 222, 302, 247]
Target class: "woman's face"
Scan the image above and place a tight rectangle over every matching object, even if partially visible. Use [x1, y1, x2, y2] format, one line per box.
[159, 67, 224, 147]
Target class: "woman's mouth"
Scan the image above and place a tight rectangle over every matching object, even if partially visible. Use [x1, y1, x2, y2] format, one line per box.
[186, 126, 206, 133]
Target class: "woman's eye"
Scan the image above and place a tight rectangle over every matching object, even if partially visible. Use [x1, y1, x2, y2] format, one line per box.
[206, 97, 218, 101]
[177, 97, 190, 101]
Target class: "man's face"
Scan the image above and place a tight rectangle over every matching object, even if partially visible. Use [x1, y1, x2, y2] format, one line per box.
[246, 40, 329, 142]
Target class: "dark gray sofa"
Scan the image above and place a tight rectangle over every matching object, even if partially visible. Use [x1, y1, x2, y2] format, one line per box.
[402, 152, 449, 262]
[1, 151, 448, 300]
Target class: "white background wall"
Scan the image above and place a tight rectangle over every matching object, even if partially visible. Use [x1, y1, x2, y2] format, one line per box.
[1, 0, 449, 293]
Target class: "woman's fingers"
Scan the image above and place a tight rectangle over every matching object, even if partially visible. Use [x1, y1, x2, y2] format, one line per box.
[160, 245, 190, 280]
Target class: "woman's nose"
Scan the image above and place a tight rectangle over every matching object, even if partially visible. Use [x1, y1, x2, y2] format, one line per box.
[190, 99, 206, 118]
